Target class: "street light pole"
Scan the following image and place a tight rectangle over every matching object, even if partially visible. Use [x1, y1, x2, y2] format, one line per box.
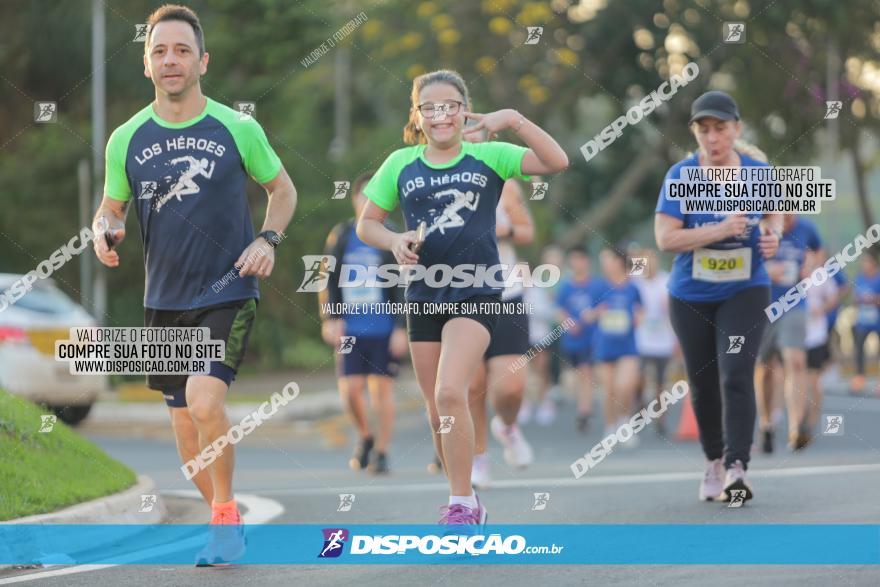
[91, 0, 107, 323]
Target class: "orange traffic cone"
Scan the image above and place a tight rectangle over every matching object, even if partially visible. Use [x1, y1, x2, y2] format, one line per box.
[676, 399, 699, 441]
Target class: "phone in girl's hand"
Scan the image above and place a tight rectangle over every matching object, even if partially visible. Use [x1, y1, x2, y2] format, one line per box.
[410, 221, 427, 253]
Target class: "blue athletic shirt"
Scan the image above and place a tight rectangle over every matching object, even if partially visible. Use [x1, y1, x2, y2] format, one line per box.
[768, 218, 822, 309]
[827, 269, 848, 329]
[556, 277, 609, 353]
[655, 153, 770, 302]
[853, 271, 880, 330]
[104, 98, 282, 310]
[364, 141, 528, 303]
[592, 281, 641, 361]
[340, 225, 396, 337]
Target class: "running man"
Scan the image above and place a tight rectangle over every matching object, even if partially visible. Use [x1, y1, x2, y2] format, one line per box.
[556, 245, 607, 433]
[525, 245, 566, 425]
[654, 91, 781, 503]
[357, 69, 567, 526]
[469, 179, 536, 489]
[851, 253, 880, 394]
[319, 171, 407, 475]
[756, 214, 822, 452]
[825, 264, 850, 367]
[92, 5, 296, 565]
[592, 246, 643, 445]
[520, 244, 564, 425]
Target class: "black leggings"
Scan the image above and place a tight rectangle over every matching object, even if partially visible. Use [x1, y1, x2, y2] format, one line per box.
[669, 286, 770, 469]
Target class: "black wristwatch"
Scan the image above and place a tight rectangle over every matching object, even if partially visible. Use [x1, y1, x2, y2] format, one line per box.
[258, 230, 282, 248]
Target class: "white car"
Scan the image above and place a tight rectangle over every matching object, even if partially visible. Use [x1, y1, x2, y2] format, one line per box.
[0, 274, 107, 425]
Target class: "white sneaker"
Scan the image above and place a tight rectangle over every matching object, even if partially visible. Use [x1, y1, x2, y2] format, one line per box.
[471, 452, 491, 489]
[535, 399, 557, 426]
[491, 416, 534, 469]
[698, 458, 724, 501]
[517, 399, 533, 425]
[722, 459, 754, 503]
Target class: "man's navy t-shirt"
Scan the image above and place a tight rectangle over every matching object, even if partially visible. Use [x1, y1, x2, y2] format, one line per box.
[104, 98, 282, 310]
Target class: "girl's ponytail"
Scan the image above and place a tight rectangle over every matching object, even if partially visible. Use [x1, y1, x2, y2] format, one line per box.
[403, 112, 423, 145]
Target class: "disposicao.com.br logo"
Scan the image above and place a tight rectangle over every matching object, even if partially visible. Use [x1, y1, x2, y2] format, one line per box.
[297, 255, 560, 292]
[318, 529, 563, 558]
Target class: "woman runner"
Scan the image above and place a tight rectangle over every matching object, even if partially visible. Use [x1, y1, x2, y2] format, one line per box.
[654, 90, 781, 503]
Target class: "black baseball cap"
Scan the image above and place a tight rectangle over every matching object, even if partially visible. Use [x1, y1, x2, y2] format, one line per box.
[689, 91, 740, 124]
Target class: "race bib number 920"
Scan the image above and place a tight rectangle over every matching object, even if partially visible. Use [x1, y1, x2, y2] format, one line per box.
[692, 248, 751, 283]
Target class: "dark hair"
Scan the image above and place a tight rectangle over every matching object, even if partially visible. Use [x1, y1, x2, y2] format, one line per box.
[403, 69, 471, 145]
[602, 244, 628, 267]
[567, 244, 589, 257]
[352, 171, 375, 197]
[146, 4, 205, 56]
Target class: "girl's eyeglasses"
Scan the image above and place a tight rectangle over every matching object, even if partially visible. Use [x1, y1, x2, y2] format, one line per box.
[417, 100, 463, 119]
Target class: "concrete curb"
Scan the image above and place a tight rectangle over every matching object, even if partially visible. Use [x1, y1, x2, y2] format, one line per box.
[0, 475, 164, 569]
[4, 474, 165, 525]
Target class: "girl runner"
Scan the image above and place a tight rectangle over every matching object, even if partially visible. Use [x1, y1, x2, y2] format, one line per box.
[654, 90, 781, 503]
[357, 69, 567, 525]
[592, 245, 643, 444]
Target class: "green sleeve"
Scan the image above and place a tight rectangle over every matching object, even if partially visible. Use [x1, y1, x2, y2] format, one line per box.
[104, 106, 153, 202]
[472, 141, 529, 181]
[228, 118, 283, 184]
[104, 126, 133, 202]
[364, 147, 418, 212]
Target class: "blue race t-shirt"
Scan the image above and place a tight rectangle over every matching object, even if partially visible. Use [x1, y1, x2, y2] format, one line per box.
[655, 153, 770, 302]
[853, 271, 880, 330]
[339, 225, 395, 337]
[768, 218, 822, 308]
[104, 98, 282, 310]
[364, 142, 528, 303]
[556, 277, 608, 352]
[592, 281, 641, 361]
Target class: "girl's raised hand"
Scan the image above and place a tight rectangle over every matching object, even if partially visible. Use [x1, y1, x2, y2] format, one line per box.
[462, 109, 518, 137]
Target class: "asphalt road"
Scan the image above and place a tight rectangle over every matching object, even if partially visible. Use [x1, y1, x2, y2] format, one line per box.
[3, 380, 879, 586]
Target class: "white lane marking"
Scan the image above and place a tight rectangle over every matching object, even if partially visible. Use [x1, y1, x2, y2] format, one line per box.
[250, 462, 880, 496]
[162, 490, 284, 524]
[0, 566, 117, 585]
[3, 461, 878, 584]
[0, 492, 284, 585]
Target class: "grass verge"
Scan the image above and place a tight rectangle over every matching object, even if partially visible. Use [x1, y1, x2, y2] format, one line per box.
[0, 389, 137, 521]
